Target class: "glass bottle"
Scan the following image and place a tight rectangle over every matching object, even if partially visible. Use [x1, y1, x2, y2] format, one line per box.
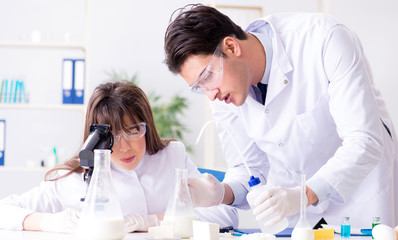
[76, 149, 126, 240]
[341, 217, 351, 239]
[163, 168, 197, 239]
[372, 217, 381, 239]
[246, 176, 289, 235]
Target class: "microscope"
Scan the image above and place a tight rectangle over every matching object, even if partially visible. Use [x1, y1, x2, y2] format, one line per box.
[79, 123, 113, 186]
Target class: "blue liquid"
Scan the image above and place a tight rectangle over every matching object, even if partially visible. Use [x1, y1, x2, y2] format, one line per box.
[341, 224, 351, 238]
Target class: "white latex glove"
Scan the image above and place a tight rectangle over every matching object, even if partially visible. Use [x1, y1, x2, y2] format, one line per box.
[253, 186, 303, 226]
[124, 214, 160, 233]
[187, 173, 225, 207]
[40, 208, 80, 233]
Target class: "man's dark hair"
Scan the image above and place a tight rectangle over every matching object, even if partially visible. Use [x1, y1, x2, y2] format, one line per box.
[164, 4, 247, 74]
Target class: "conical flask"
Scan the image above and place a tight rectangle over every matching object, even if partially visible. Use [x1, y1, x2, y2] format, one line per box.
[76, 149, 126, 240]
[291, 174, 314, 240]
[163, 168, 197, 239]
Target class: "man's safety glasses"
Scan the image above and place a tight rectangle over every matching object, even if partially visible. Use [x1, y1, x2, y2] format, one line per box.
[189, 43, 224, 94]
[112, 122, 146, 145]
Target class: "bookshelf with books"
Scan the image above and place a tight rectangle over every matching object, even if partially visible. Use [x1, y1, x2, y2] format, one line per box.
[0, 0, 88, 168]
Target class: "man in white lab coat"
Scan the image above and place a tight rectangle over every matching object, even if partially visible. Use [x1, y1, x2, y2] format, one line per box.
[164, 4, 398, 228]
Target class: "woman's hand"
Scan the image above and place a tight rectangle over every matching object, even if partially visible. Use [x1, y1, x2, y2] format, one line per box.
[124, 214, 160, 233]
[24, 208, 80, 233]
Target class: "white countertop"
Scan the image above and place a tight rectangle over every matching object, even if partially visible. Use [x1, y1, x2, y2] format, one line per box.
[0, 230, 147, 240]
[0, 229, 373, 240]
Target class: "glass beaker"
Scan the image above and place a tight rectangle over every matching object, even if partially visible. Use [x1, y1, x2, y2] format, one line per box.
[163, 168, 197, 239]
[76, 149, 126, 240]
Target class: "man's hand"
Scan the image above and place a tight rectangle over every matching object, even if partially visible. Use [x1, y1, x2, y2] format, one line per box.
[187, 173, 225, 207]
[253, 186, 303, 226]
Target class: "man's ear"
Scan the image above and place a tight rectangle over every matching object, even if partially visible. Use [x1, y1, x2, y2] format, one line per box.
[222, 36, 242, 57]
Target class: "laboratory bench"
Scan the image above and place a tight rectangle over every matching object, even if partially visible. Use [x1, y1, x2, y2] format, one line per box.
[0, 229, 373, 240]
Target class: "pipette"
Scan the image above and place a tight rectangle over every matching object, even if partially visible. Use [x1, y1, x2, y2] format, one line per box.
[196, 119, 253, 177]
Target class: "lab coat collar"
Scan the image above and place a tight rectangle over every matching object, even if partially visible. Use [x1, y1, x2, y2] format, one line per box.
[248, 31, 273, 85]
[246, 17, 294, 106]
[247, 18, 293, 75]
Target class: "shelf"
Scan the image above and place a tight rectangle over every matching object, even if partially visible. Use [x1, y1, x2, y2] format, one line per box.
[0, 166, 49, 172]
[0, 103, 85, 112]
[0, 41, 86, 51]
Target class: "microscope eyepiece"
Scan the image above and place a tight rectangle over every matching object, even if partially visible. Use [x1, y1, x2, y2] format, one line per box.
[79, 123, 113, 170]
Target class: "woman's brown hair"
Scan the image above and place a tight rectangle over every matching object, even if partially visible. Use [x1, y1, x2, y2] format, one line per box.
[45, 81, 173, 181]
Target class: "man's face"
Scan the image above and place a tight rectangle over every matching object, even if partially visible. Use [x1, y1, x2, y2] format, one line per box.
[180, 44, 252, 106]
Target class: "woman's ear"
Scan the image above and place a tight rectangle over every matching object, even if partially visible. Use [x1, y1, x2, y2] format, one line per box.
[222, 37, 241, 57]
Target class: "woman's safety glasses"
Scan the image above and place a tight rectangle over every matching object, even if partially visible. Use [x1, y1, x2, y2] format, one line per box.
[189, 43, 224, 94]
[112, 122, 146, 145]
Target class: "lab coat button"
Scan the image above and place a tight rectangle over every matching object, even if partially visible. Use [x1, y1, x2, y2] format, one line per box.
[296, 170, 301, 174]
[283, 79, 288, 84]
[265, 109, 269, 113]
[278, 143, 284, 147]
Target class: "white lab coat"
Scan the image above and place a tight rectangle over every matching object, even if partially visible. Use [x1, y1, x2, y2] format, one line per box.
[213, 13, 398, 228]
[0, 141, 238, 230]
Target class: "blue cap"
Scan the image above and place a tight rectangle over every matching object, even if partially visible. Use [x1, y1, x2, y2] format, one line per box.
[248, 176, 261, 187]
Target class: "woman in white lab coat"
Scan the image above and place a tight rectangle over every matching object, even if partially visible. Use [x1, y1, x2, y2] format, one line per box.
[164, 5, 398, 228]
[0, 81, 238, 233]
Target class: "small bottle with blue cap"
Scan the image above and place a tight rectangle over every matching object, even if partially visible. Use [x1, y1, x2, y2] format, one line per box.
[246, 176, 289, 235]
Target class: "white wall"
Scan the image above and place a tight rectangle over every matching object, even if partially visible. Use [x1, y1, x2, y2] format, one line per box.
[327, 0, 398, 134]
[0, 0, 396, 171]
[0, 167, 47, 199]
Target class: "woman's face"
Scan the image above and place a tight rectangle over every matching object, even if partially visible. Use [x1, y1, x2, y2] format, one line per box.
[110, 116, 146, 171]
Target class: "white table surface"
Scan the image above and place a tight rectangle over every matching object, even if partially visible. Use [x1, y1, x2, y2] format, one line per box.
[0, 229, 373, 240]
